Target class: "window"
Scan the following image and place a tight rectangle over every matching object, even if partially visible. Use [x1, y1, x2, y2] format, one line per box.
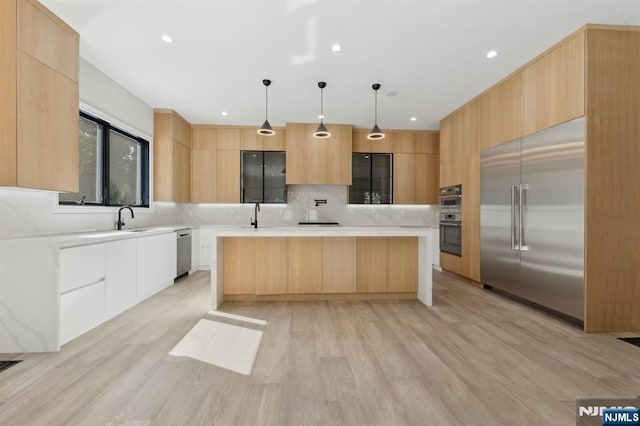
[349, 153, 393, 204]
[59, 112, 150, 207]
[241, 151, 286, 203]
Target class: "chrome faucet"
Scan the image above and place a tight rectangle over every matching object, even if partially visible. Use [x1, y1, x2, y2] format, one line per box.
[117, 206, 134, 230]
[251, 202, 260, 229]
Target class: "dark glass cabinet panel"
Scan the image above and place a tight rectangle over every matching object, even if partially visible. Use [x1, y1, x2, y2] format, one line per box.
[349, 153, 393, 204]
[241, 151, 286, 203]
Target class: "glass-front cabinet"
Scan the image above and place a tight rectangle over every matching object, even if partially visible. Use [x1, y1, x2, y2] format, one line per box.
[241, 151, 286, 203]
[349, 153, 393, 204]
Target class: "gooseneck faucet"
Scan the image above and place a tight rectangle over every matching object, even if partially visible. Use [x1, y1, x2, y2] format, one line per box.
[117, 206, 134, 230]
[251, 202, 260, 229]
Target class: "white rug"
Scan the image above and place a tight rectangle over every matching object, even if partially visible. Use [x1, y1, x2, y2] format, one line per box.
[169, 319, 263, 375]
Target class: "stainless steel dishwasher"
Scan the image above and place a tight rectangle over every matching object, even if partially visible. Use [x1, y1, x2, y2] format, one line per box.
[176, 228, 192, 278]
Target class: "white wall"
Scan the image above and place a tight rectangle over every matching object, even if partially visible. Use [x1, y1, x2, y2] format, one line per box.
[182, 185, 439, 227]
[0, 58, 179, 239]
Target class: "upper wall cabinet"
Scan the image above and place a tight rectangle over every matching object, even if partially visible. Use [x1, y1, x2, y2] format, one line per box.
[523, 32, 585, 135]
[153, 110, 191, 202]
[0, 0, 79, 191]
[285, 123, 352, 185]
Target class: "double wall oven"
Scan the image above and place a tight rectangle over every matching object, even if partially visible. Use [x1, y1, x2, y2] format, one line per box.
[439, 185, 462, 256]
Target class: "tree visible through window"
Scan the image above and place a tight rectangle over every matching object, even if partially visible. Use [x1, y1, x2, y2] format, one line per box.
[59, 112, 149, 207]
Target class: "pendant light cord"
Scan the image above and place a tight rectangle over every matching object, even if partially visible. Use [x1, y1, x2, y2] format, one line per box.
[265, 86, 269, 120]
[320, 87, 324, 123]
[374, 89, 378, 125]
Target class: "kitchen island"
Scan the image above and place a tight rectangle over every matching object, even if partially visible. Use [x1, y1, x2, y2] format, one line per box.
[208, 226, 433, 309]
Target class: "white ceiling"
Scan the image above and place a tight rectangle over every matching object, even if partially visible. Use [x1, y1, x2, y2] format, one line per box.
[42, 0, 640, 130]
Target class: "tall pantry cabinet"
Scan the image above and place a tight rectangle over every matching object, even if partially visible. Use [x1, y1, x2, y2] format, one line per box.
[439, 25, 640, 332]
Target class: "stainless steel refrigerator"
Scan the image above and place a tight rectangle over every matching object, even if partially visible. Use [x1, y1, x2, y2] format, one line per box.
[480, 116, 585, 320]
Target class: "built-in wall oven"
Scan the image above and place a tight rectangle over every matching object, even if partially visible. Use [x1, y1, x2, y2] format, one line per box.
[439, 185, 462, 256]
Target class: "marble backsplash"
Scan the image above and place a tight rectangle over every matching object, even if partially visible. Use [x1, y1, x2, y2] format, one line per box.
[0, 185, 438, 239]
[182, 185, 439, 227]
[0, 188, 180, 239]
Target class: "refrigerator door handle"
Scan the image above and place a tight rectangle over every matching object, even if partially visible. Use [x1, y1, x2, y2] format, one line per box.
[519, 184, 529, 251]
[511, 184, 519, 250]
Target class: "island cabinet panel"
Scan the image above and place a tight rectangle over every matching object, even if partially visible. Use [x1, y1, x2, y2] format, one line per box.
[322, 237, 357, 293]
[285, 122, 352, 185]
[255, 238, 289, 295]
[288, 237, 323, 294]
[357, 237, 388, 293]
[387, 237, 418, 292]
[223, 238, 256, 295]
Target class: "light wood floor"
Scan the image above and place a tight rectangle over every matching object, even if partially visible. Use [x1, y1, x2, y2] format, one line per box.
[1, 270, 639, 425]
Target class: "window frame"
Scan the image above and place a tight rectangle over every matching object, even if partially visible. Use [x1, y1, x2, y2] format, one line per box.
[240, 150, 287, 204]
[348, 152, 394, 205]
[59, 111, 150, 208]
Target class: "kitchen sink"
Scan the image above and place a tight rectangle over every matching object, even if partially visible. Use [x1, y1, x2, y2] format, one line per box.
[298, 221, 340, 226]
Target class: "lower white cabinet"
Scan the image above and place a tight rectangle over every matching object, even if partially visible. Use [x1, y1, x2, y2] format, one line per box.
[106, 239, 137, 319]
[60, 243, 106, 345]
[137, 233, 177, 301]
[59, 231, 178, 347]
[60, 279, 106, 345]
[60, 243, 105, 293]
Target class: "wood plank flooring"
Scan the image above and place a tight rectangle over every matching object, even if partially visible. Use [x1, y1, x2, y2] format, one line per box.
[1, 270, 639, 425]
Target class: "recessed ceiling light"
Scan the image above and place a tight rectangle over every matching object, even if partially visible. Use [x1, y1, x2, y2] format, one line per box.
[331, 43, 341, 52]
[410, 117, 417, 122]
[161, 34, 173, 43]
[486, 50, 498, 59]
[221, 111, 228, 116]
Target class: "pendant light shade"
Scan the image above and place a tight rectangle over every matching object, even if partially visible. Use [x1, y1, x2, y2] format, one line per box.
[367, 83, 385, 140]
[257, 79, 275, 136]
[313, 81, 331, 138]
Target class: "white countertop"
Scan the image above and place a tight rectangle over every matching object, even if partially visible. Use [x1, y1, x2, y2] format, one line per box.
[0, 224, 434, 248]
[206, 225, 433, 237]
[0, 225, 196, 248]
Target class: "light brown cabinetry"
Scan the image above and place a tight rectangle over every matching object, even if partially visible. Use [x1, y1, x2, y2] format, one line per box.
[223, 238, 256, 295]
[356, 237, 419, 293]
[439, 25, 640, 332]
[322, 237, 357, 293]
[215, 150, 240, 203]
[387, 237, 418, 292]
[191, 127, 217, 203]
[255, 238, 288, 295]
[287, 238, 323, 294]
[285, 123, 352, 185]
[391, 131, 440, 205]
[223, 236, 420, 300]
[153, 110, 191, 202]
[523, 32, 585, 135]
[1, 0, 79, 191]
[461, 153, 480, 281]
[356, 237, 388, 293]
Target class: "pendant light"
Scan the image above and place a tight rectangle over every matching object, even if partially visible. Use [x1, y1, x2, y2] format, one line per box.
[313, 81, 331, 138]
[257, 79, 275, 136]
[367, 83, 385, 140]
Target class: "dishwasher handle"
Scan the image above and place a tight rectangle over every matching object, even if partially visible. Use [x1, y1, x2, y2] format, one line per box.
[176, 229, 192, 238]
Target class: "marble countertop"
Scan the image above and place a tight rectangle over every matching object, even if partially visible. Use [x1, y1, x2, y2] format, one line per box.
[205, 225, 433, 237]
[0, 225, 197, 248]
[0, 224, 435, 248]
